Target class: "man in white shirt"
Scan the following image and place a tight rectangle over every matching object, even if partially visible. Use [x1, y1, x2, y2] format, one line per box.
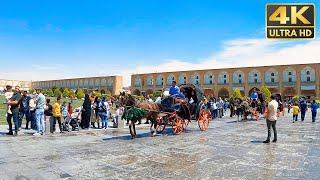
[263, 94, 279, 143]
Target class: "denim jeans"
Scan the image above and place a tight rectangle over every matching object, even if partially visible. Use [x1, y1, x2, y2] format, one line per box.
[312, 111, 317, 122]
[12, 111, 20, 132]
[19, 109, 31, 129]
[301, 111, 306, 121]
[29, 110, 37, 130]
[100, 114, 108, 128]
[35, 108, 45, 133]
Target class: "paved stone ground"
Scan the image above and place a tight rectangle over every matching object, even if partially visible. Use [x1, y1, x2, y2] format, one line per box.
[0, 110, 320, 180]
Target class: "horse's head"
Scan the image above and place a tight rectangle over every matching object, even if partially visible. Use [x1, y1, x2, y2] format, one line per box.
[119, 93, 136, 107]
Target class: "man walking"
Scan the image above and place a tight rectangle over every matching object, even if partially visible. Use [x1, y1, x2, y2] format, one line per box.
[263, 95, 279, 143]
[299, 99, 308, 122]
[7, 86, 22, 136]
[311, 100, 319, 122]
[34, 89, 46, 136]
[19, 91, 31, 129]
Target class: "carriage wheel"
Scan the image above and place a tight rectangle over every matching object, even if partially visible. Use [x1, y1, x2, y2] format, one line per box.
[182, 119, 189, 131]
[172, 117, 183, 135]
[198, 110, 209, 131]
[156, 117, 166, 133]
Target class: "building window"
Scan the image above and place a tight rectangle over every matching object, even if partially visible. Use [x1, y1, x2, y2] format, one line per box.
[238, 79, 242, 84]
[254, 79, 258, 83]
[254, 73, 257, 77]
[224, 75, 227, 78]
[238, 74, 242, 78]
[289, 77, 292, 82]
[307, 71, 310, 75]
[271, 78, 274, 83]
[307, 77, 311, 82]
[210, 80, 213, 84]
[224, 79, 227, 84]
[271, 73, 275, 76]
[184, 77, 186, 79]
[288, 72, 292, 75]
[210, 75, 212, 78]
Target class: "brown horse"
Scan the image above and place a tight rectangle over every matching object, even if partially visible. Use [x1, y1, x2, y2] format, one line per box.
[119, 93, 161, 138]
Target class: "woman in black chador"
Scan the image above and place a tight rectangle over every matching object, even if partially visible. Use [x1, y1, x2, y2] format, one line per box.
[81, 94, 92, 129]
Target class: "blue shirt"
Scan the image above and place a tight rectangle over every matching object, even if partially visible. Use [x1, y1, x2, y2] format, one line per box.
[311, 103, 319, 112]
[169, 86, 180, 96]
[251, 92, 258, 100]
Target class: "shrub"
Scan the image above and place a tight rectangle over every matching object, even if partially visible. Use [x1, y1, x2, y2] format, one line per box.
[76, 88, 85, 99]
[46, 89, 54, 97]
[69, 90, 76, 98]
[54, 89, 62, 98]
[230, 88, 242, 100]
[261, 85, 271, 102]
[63, 88, 70, 98]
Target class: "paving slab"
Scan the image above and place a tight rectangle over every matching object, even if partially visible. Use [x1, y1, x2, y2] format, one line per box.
[0, 111, 319, 179]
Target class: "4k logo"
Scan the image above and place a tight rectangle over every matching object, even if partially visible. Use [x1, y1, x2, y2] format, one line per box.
[266, 4, 315, 39]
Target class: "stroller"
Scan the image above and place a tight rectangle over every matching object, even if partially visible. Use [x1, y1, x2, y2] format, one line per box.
[63, 108, 81, 132]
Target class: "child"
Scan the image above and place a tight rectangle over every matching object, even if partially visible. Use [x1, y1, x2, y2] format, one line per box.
[61, 101, 69, 120]
[292, 103, 300, 123]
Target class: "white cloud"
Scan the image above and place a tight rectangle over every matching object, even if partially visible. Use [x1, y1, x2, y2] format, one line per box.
[1, 38, 319, 87]
[126, 39, 320, 86]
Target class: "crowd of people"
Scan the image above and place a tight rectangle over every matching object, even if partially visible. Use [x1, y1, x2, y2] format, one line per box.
[3, 85, 124, 136]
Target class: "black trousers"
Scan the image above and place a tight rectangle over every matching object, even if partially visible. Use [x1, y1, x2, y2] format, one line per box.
[53, 116, 63, 132]
[266, 120, 277, 141]
[7, 113, 13, 133]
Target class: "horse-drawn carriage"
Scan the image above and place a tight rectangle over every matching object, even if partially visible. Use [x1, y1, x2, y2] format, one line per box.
[120, 84, 212, 138]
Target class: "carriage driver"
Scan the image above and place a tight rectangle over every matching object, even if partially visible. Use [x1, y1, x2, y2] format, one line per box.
[169, 81, 185, 99]
[250, 88, 258, 101]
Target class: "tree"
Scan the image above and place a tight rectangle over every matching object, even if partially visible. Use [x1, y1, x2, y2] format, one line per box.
[95, 92, 102, 97]
[46, 89, 54, 97]
[76, 88, 85, 99]
[29, 88, 35, 94]
[261, 85, 271, 102]
[54, 89, 62, 98]
[230, 88, 242, 100]
[63, 88, 70, 98]
[69, 90, 76, 98]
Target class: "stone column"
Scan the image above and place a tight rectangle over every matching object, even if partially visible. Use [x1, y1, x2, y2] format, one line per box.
[316, 64, 320, 97]
[296, 66, 301, 95]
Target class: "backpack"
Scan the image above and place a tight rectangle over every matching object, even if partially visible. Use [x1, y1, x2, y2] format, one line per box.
[98, 102, 107, 112]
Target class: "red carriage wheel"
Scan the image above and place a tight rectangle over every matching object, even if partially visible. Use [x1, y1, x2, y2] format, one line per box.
[198, 109, 209, 131]
[182, 119, 189, 131]
[156, 117, 166, 133]
[172, 117, 183, 134]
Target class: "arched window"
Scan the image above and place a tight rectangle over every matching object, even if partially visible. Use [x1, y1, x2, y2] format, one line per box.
[233, 70, 244, 84]
[301, 66, 315, 82]
[146, 76, 154, 86]
[248, 69, 261, 84]
[283, 68, 296, 83]
[204, 72, 213, 85]
[218, 71, 229, 84]
[134, 77, 141, 87]
[190, 73, 200, 85]
[156, 75, 164, 86]
[265, 69, 279, 83]
[179, 74, 187, 85]
[167, 74, 175, 85]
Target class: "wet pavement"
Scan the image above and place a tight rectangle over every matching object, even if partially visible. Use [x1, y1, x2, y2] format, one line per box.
[0, 111, 320, 180]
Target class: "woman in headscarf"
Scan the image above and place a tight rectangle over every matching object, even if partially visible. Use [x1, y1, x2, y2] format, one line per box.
[81, 94, 92, 129]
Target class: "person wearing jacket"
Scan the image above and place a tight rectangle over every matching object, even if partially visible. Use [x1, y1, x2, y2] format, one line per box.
[98, 97, 109, 129]
[311, 100, 319, 122]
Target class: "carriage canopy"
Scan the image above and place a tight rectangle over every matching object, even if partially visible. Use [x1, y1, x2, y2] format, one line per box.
[179, 84, 204, 104]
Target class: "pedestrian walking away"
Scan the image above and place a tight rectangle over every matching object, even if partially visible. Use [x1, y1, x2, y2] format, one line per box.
[291, 103, 300, 123]
[311, 100, 319, 122]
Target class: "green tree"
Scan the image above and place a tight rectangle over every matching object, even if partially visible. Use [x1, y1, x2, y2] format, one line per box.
[63, 88, 70, 98]
[69, 90, 76, 98]
[261, 85, 271, 102]
[95, 92, 102, 97]
[54, 89, 62, 97]
[76, 88, 85, 99]
[46, 89, 54, 97]
[29, 88, 35, 94]
[230, 88, 242, 100]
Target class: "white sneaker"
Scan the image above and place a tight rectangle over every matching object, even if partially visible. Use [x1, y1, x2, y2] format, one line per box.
[33, 133, 41, 136]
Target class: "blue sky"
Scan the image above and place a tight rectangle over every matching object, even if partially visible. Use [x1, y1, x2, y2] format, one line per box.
[0, 0, 319, 86]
